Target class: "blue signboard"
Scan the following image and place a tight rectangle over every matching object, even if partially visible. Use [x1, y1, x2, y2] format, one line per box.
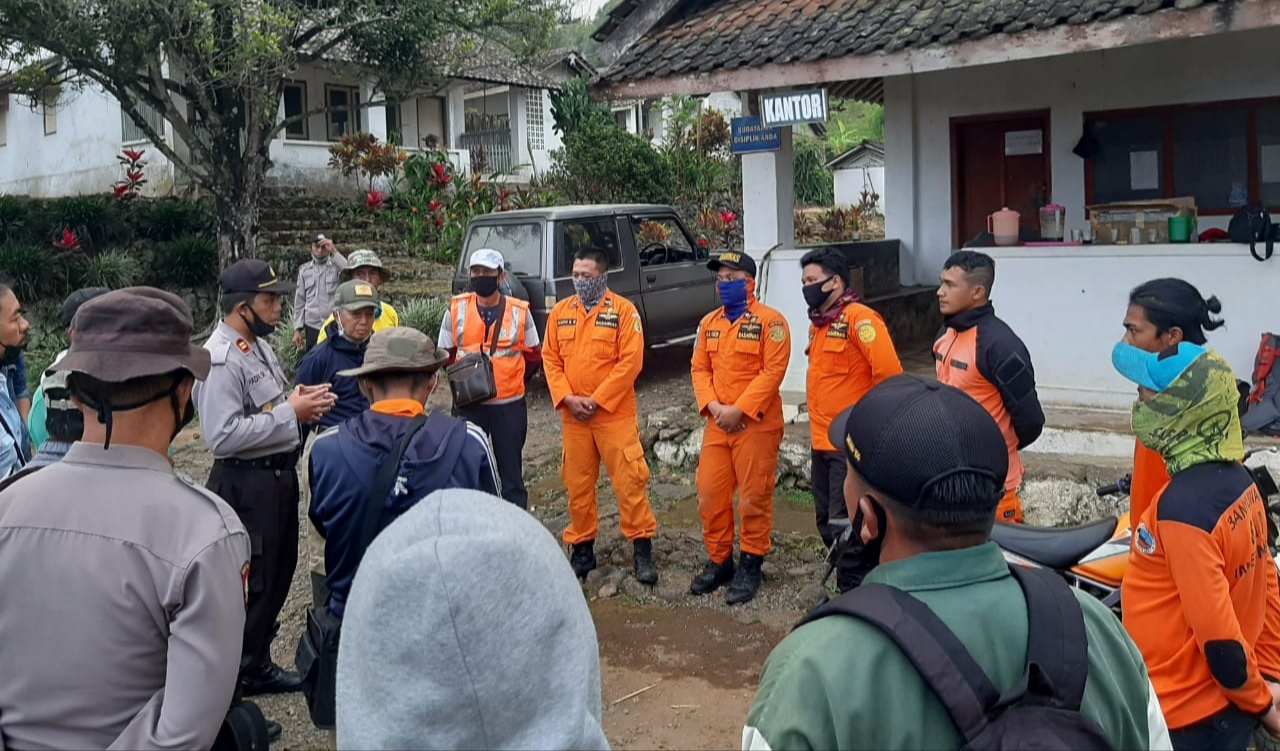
[731, 117, 782, 155]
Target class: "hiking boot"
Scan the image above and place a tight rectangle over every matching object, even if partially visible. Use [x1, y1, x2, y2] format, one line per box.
[725, 553, 765, 605]
[569, 541, 597, 579]
[633, 538, 658, 585]
[689, 557, 735, 595]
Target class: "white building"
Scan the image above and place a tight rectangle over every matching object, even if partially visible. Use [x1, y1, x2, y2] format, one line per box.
[0, 47, 590, 196]
[826, 140, 885, 213]
[596, 0, 1280, 409]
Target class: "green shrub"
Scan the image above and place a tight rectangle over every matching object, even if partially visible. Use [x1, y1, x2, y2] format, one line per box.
[0, 245, 58, 300]
[549, 120, 673, 204]
[269, 300, 301, 380]
[398, 296, 448, 338]
[130, 198, 215, 241]
[0, 196, 42, 245]
[152, 236, 219, 287]
[73, 250, 143, 290]
[43, 196, 128, 249]
[793, 137, 834, 207]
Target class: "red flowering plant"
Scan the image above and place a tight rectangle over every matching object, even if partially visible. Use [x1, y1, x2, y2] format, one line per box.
[53, 228, 81, 255]
[112, 148, 148, 202]
[366, 191, 388, 212]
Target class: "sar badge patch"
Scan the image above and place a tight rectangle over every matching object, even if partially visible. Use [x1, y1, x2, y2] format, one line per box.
[769, 326, 786, 343]
[857, 322, 877, 344]
[1135, 523, 1157, 555]
[236, 338, 251, 354]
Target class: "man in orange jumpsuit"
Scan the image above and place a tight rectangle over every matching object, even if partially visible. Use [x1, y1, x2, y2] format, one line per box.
[935, 250, 1044, 523]
[690, 251, 790, 605]
[800, 246, 902, 591]
[543, 248, 659, 585]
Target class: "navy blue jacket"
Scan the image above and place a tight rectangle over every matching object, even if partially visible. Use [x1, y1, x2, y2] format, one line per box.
[296, 321, 369, 432]
[307, 409, 500, 617]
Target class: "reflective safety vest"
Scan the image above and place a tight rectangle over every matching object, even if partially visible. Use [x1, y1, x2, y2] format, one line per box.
[451, 293, 531, 402]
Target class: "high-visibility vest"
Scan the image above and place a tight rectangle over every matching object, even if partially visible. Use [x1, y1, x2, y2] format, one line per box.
[451, 293, 530, 402]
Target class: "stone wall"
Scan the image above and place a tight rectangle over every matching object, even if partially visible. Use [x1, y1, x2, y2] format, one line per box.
[640, 405, 813, 489]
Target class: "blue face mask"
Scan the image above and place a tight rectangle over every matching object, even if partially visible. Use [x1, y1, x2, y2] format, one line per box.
[718, 279, 750, 322]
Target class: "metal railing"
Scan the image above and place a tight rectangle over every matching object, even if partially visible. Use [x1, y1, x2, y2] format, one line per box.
[459, 129, 513, 176]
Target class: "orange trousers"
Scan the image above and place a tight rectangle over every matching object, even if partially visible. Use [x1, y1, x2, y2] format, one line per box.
[561, 416, 657, 545]
[696, 423, 783, 563]
[999, 487, 1024, 524]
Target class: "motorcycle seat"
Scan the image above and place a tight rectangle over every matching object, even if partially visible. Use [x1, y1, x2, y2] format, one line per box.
[991, 517, 1119, 570]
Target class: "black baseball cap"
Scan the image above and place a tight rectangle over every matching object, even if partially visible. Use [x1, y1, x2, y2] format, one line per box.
[218, 259, 296, 294]
[707, 251, 757, 278]
[828, 375, 1008, 512]
[60, 287, 110, 328]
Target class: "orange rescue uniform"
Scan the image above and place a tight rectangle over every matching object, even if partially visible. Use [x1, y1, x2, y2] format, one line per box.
[1130, 440, 1169, 524]
[448, 292, 534, 402]
[1122, 461, 1280, 729]
[935, 306, 1044, 523]
[692, 299, 791, 563]
[807, 302, 902, 452]
[543, 291, 657, 544]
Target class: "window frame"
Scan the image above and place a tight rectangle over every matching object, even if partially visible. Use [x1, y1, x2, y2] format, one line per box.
[555, 216, 626, 278]
[1084, 96, 1280, 215]
[282, 80, 309, 141]
[629, 214, 702, 266]
[324, 84, 361, 142]
[41, 88, 57, 136]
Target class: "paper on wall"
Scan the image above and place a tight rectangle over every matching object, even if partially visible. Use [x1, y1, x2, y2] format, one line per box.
[1130, 150, 1159, 191]
[1262, 144, 1280, 184]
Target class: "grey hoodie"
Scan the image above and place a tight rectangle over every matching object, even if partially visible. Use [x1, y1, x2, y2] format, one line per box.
[336, 488, 611, 750]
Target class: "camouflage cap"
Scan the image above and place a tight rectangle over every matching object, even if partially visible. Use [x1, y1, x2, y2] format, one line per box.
[342, 249, 392, 281]
[335, 326, 447, 377]
[333, 279, 380, 312]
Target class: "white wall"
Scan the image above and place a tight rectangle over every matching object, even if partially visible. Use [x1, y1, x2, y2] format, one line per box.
[834, 166, 885, 212]
[988, 244, 1277, 408]
[884, 25, 1280, 286]
[0, 84, 175, 197]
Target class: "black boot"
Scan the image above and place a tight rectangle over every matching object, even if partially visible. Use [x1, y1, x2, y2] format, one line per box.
[689, 557, 735, 595]
[240, 662, 303, 696]
[569, 541, 597, 579]
[633, 538, 658, 585]
[726, 553, 764, 605]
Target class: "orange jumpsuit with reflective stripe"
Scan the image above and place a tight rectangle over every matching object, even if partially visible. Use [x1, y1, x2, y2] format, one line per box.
[450, 293, 531, 401]
[691, 299, 791, 562]
[543, 291, 657, 544]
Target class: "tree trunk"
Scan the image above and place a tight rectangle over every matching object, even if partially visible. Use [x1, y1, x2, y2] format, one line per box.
[214, 178, 262, 268]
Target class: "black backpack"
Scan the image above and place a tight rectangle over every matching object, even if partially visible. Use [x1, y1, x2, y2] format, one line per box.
[798, 565, 1114, 751]
[1229, 203, 1275, 262]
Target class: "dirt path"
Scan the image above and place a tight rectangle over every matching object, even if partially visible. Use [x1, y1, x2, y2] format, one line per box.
[170, 341, 829, 750]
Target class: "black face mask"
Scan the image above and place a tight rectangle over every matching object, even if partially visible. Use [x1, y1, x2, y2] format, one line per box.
[802, 277, 835, 312]
[239, 307, 277, 338]
[470, 275, 500, 298]
[0, 341, 25, 367]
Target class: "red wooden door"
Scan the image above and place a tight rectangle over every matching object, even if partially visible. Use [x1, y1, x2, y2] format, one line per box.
[952, 113, 1051, 247]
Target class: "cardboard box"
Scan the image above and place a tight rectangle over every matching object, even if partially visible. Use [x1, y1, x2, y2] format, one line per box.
[1087, 197, 1197, 245]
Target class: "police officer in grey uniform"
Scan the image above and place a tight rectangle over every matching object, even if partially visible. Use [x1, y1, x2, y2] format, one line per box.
[195, 260, 336, 701]
[0, 287, 250, 750]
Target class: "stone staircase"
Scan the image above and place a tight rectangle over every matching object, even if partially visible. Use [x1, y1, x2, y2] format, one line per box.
[257, 186, 455, 299]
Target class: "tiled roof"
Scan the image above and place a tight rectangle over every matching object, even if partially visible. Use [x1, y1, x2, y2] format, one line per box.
[598, 0, 1221, 86]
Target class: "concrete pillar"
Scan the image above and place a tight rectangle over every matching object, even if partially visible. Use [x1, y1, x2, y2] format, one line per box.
[445, 83, 466, 150]
[741, 125, 795, 258]
[508, 86, 527, 175]
[883, 75, 918, 286]
[362, 82, 387, 141]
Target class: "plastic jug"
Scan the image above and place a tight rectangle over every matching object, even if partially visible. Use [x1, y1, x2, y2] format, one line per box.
[989, 207, 1020, 247]
[1039, 204, 1066, 241]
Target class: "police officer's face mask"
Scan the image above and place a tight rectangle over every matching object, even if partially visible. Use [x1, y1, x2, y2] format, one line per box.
[239, 303, 277, 338]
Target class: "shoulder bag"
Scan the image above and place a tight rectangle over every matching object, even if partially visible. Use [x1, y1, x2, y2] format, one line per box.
[295, 413, 428, 730]
[446, 296, 506, 408]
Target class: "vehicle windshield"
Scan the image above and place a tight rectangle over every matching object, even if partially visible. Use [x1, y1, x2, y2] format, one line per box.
[463, 223, 542, 277]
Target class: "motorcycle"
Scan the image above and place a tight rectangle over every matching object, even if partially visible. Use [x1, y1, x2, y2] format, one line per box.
[990, 447, 1280, 616]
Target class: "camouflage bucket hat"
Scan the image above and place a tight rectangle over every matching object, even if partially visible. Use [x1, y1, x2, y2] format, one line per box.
[342, 250, 392, 282]
[335, 326, 447, 377]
